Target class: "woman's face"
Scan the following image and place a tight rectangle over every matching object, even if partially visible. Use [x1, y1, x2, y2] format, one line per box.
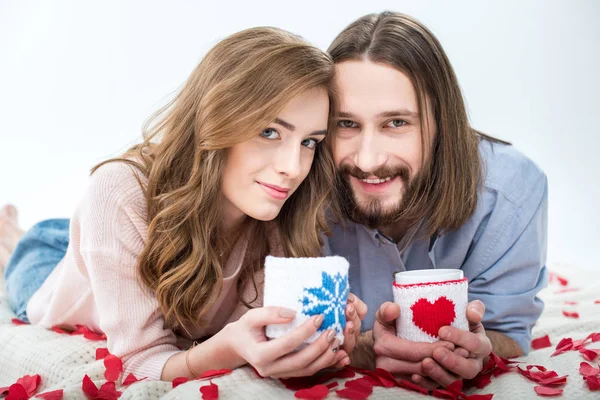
[221, 87, 330, 225]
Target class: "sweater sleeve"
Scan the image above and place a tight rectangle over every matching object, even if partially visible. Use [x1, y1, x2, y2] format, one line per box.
[78, 162, 179, 380]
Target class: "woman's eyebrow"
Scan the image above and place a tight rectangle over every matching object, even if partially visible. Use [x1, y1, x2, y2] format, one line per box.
[274, 117, 327, 136]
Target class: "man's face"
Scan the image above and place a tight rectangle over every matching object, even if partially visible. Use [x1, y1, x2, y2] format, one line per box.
[333, 60, 436, 228]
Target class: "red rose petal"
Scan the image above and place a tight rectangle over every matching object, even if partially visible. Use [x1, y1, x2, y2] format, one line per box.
[432, 388, 459, 399]
[82, 375, 99, 398]
[527, 365, 547, 372]
[446, 379, 464, 395]
[103, 354, 123, 382]
[464, 371, 493, 389]
[335, 388, 370, 400]
[579, 362, 600, 376]
[562, 311, 579, 319]
[588, 332, 600, 343]
[280, 368, 355, 390]
[534, 386, 563, 396]
[554, 288, 580, 294]
[200, 381, 219, 400]
[10, 318, 29, 326]
[344, 378, 374, 395]
[374, 368, 397, 388]
[15, 374, 41, 396]
[491, 353, 512, 371]
[465, 395, 494, 400]
[96, 381, 122, 400]
[35, 389, 64, 400]
[595, 300, 600, 305]
[397, 379, 429, 395]
[122, 373, 146, 386]
[95, 348, 110, 361]
[84, 331, 106, 341]
[551, 338, 573, 357]
[294, 384, 329, 400]
[586, 375, 600, 391]
[326, 382, 338, 390]
[540, 375, 568, 386]
[6, 384, 28, 400]
[172, 377, 189, 388]
[51, 326, 71, 334]
[580, 348, 600, 362]
[531, 335, 552, 350]
[197, 369, 232, 380]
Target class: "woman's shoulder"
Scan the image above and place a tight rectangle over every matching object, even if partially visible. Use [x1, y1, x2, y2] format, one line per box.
[86, 159, 149, 212]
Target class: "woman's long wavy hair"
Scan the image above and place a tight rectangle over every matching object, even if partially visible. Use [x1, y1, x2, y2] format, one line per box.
[92, 27, 336, 333]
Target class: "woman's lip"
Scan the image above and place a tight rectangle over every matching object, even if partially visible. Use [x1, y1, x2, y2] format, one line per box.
[257, 181, 291, 200]
[257, 181, 291, 193]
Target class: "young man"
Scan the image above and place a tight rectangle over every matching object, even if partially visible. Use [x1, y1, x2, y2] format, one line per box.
[324, 12, 548, 388]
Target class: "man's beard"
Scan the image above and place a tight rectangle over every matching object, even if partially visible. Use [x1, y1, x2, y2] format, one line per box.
[335, 163, 416, 229]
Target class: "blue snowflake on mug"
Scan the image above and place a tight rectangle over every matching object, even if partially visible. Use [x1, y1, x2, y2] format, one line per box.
[300, 271, 349, 334]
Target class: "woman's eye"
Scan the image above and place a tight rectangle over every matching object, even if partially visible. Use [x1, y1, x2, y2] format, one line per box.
[338, 120, 358, 128]
[386, 119, 407, 128]
[260, 128, 280, 140]
[301, 138, 319, 150]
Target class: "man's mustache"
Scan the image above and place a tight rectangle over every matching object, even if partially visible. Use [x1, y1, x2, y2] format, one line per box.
[338, 163, 410, 183]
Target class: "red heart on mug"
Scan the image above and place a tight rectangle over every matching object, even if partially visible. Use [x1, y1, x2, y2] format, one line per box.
[411, 296, 456, 338]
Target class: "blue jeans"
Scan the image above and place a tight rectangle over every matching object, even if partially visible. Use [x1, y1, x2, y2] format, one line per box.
[4, 219, 70, 322]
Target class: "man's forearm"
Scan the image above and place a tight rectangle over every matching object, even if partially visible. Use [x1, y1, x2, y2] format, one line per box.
[486, 330, 524, 358]
[350, 330, 376, 370]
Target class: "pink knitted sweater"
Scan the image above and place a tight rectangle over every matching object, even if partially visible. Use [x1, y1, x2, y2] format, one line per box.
[27, 162, 272, 380]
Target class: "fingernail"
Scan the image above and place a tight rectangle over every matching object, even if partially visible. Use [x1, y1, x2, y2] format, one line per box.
[343, 357, 350, 366]
[314, 314, 324, 327]
[381, 303, 389, 314]
[327, 329, 336, 343]
[439, 328, 450, 340]
[279, 308, 296, 318]
[348, 305, 355, 316]
[347, 293, 355, 302]
[332, 339, 340, 352]
[470, 305, 483, 317]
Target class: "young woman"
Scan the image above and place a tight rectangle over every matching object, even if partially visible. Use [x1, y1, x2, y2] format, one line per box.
[0, 27, 366, 381]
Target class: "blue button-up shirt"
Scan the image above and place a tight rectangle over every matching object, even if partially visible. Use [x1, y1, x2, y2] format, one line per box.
[323, 139, 548, 354]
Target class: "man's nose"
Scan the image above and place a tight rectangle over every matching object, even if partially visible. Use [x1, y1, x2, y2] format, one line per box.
[353, 130, 387, 173]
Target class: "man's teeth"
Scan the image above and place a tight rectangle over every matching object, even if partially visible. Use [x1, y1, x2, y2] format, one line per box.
[360, 177, 392, 184]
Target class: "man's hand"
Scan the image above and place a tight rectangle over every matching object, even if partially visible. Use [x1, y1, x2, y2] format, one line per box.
[418, 300, 493, 388]
[372, 302, 455, 379]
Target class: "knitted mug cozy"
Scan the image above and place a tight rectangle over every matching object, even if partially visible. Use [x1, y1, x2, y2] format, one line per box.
[392, 275, 469, 343]
[264, 255, 349, 345]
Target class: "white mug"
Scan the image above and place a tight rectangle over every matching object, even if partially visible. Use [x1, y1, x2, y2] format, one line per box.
[393, 269, 468, 342]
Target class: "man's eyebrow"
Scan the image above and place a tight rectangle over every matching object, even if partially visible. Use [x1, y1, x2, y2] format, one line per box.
[336, 110, 420, 118]
[274, 117, 327, 136]
[378, 109, 419, 118]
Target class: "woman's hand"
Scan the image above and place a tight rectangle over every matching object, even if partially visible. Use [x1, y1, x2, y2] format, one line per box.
[222, 306, 348, 378]
[333, 292, 367, 367]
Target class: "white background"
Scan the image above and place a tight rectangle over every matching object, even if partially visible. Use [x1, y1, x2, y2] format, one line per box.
[0, 0, 598, 268]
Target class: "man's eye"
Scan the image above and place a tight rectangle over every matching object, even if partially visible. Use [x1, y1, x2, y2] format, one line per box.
[386, 119, 407, 128]
[260, 128, 280, 140]
[338, 120, 358, 128]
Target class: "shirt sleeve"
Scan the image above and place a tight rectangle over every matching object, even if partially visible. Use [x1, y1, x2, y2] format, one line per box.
[465, 174, 548, 355]
[79, 163, 180, 380]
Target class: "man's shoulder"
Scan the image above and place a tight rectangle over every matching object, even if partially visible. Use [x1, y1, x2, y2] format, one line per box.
[479, 139, 546, 208]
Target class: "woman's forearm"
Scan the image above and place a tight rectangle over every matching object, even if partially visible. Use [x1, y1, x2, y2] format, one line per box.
[161, 327, 246, 381]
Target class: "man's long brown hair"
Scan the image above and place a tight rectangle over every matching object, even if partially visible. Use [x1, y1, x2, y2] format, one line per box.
[92, 27, 336, 333]
[328, 11, 504, 236]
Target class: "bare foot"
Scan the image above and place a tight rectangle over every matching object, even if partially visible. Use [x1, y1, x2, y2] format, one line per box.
[0, 204, 24, 271]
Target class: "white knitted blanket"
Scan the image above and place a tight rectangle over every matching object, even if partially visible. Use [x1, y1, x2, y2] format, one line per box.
[0, 263, 598, 399]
